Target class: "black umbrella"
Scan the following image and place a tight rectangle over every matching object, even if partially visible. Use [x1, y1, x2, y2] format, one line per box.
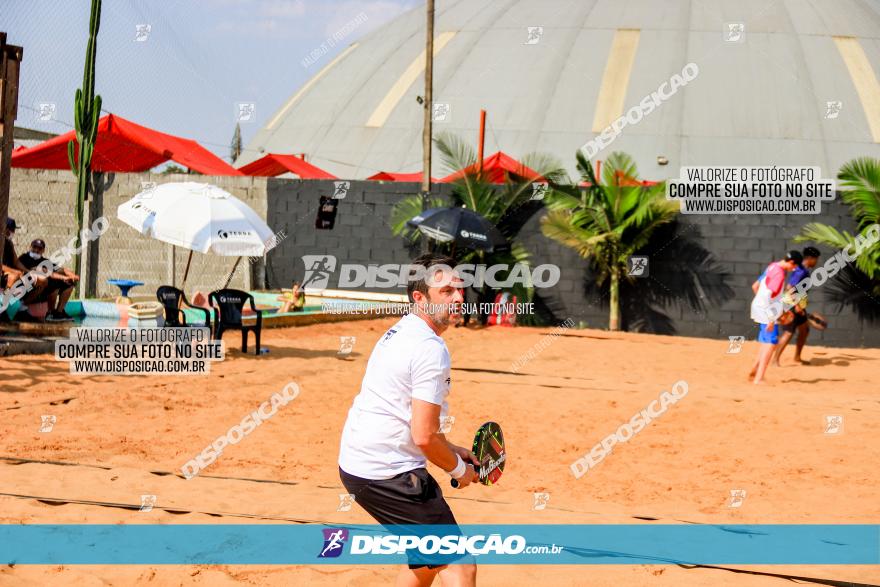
[407, 207, 509, 253]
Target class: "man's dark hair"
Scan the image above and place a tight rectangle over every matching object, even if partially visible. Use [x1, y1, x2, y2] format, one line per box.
[407, 253, 456, 303]
[803, 246, 821, 259]
[785, 250, 804, 265]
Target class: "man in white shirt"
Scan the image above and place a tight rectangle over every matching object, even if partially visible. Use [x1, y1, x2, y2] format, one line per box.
[339, 253, 479, 586]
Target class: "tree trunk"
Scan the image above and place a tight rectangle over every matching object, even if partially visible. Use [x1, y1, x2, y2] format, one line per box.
[609, 269, 620, 331]
[72, 163, 88, 298]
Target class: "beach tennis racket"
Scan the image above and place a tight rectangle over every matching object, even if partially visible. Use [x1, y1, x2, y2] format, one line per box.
[451, 421, 505, 488]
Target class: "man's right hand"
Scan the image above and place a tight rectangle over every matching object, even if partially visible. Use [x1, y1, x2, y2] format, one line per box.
[452, 463, 478, 488]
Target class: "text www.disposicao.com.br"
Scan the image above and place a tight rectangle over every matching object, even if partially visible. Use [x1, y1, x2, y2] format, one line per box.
[682, 199, 818, 213]
[72, 360, 207, 374]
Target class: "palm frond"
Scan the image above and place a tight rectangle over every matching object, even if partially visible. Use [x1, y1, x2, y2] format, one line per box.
[389, 193, 447, 242]
[520, 152, 570, 185]
[434, 131, 476, 175]
[794, 222, 855, 249]
[434, 131, 487, 210]
[602, 151, 638, 186]
[837, 157, 880, 229]
[796, 222, 880, 278]
[542, 188, 583, 213]
[540, 211, 612, 261]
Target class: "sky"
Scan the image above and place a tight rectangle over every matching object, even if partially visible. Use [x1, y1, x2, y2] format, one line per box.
[4, 0, 423, 162]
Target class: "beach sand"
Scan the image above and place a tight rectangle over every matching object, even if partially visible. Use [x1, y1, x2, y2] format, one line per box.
[1, 319, 878, 585]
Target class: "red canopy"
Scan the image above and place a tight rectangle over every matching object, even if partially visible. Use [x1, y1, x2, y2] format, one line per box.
[441, 151, 543, 184]
[578, 179, 659, 188]
[238, 153, 337, 179]
[11, 113, 241, 175]
[367, 171, 439, 182]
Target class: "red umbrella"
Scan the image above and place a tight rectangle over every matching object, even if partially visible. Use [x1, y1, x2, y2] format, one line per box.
[367, 171, 439, 182]
[11, 113, 241, 175]
[238, 153, 337, 179]
[441, 151, 544, 184]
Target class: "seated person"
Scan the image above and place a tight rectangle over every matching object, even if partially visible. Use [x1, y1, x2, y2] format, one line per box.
[278, 281, 305, 312]
[2, 218, 49, 320]
[18, 238, 79, 321]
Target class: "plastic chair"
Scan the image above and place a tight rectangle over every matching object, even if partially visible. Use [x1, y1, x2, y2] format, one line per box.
[208, 288, 263, 355]
[156, 285, 211, 330]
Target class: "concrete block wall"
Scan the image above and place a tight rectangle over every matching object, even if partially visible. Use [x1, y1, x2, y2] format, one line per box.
[517, 198, 879, 347]
[9, 170, 877, 347]
[264, 178, 878, 348]
[6, 169, 80, 269]
[264, 179, 452, 292]
[9, 169, 267, 299]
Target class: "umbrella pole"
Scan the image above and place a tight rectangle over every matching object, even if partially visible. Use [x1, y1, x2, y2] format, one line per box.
[222, 257, 242, 289]
[182, 250, 193, 288]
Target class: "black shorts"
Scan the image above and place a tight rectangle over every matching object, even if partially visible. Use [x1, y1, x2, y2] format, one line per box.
[339, 466, 464, 569]
[47, 277, 71, 293]
[782, 311, 809, 332]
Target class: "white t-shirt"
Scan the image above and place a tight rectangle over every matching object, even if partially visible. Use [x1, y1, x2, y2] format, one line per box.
[338, 313, 451, 480]
[750, 263, 784, 324]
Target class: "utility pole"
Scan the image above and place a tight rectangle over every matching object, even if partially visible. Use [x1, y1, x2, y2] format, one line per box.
[477, 109, 486, 174]
[0, 33, 23, 263]
[420, 0, 435, 252]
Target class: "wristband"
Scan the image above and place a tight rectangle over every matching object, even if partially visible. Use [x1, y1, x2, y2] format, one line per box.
[447, 454, 467, 479]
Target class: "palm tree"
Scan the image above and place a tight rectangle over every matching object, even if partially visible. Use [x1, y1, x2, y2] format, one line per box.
[390, 132, 568, 320]
[578, 218, 734, 334]
[540, 151, 679, 330]
[795, 157, 880, 322]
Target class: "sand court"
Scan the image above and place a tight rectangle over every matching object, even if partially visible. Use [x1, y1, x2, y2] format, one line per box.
[1, 319, 878, 585]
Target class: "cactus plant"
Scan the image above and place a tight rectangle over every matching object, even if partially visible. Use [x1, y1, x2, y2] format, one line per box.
[68, 0, 103, 296]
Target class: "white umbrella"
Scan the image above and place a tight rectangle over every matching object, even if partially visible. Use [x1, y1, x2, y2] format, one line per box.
[117, 182, 275, 286]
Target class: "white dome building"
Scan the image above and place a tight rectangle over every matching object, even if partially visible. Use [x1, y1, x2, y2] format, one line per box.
[242, 0, 880, 180]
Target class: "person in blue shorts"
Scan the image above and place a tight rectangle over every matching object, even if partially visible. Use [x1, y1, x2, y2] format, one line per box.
[748, 251, 802, 384]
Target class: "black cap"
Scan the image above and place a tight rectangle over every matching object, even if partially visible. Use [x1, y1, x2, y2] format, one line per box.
[785, 250, 804, 264]
[803, 246, 821, 258]
[31, 239, 46, 250]
[6, 217, 17, 231]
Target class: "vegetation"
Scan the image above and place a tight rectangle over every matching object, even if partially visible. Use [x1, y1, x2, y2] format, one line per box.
[796, 157, 880, 323]
[389, 131, 567, 321]
[541, 152, 678, 330]
[67, 0, 102, 297]
[541, 151, 732, 332]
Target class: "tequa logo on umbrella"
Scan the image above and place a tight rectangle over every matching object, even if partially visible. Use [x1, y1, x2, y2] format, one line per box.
[407, 207, 510, 253]
[460, 230, 487, 241]
[217, 229, 254, 239]
[318, 528, 349, 558]
[131, 202, 157, 216]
